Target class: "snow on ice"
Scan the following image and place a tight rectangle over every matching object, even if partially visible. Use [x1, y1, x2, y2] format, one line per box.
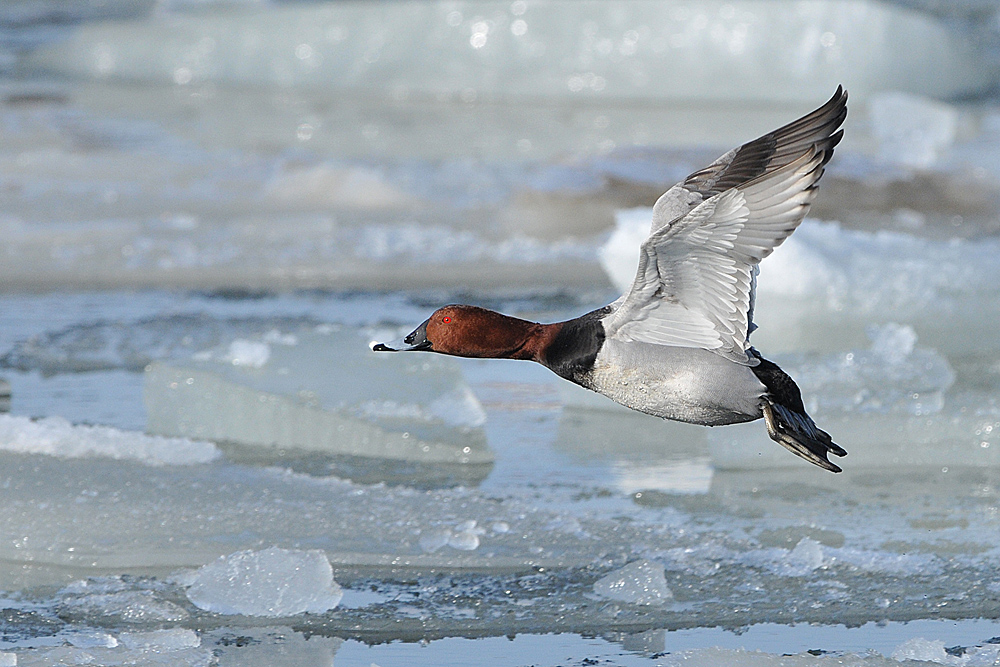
[0, 414, 219, 465]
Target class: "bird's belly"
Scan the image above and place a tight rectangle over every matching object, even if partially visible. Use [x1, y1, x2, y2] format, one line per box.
[581, 345, 765, 426]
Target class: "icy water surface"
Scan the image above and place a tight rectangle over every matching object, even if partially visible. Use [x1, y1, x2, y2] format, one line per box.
[1, 288, 999, 665]
[2, 0, 1000, 664]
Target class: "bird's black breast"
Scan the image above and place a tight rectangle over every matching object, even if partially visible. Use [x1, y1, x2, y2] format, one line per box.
[542, 306, 610, 383]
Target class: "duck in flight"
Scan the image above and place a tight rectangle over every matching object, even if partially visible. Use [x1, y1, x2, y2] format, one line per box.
[374, 87, 849, 472]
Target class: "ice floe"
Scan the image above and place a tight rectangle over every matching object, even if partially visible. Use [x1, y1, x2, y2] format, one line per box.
[592, 559, 673, 605]
[0, 414, 219, 465]
[184, 547, 343, 617]
[144, 326, 492, 467]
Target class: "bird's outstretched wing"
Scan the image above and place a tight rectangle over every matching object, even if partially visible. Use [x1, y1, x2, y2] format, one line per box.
[604, 87, 847, 365]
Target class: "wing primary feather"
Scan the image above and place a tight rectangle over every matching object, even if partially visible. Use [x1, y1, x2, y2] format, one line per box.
[603, 88, 847, 363]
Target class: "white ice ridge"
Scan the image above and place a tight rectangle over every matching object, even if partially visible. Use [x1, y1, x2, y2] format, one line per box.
[0, 414, 219, 466]
[869, 92, 960, 169]
[28, 0, 989, 101]
[184, 547, 343, 617]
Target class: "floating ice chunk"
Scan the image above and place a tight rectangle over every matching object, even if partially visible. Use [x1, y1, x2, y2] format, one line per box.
[419, 528, 453, 554]
[786, 538, 825, 575]
[739, 542, 826, 578]
[831, 547, 941, 576]
[0, 654, 12, 667]
[755, 221, 1000, 340]
[185, 547, 343, 617]
[449, 520, 486, 550]
[870, 92, 959, 169]
[67, 631, 119, 649]
[447, 530, 481, 551]
[119, 629, 200, 651]
[653, 647, 898, 666]
[353, 388, 486, 429]
[790, 324, 955, 416]
[354, 400, 427, 422]
[868, 322, 917, 364]
[58, 590, 190, 624]
[593, 559, 673, 606]
[0, 414, 219, 466]
[225, 339, 270, 368]
[599, 207, 649, 294]
[419, 520, 486, 552]
[891, 638, 960, 665]
[454, 520, 478, 532]
[145, 327, 491, 466]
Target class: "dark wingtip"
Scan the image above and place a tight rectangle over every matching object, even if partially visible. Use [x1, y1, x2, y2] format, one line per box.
[371, 342, 396, 352]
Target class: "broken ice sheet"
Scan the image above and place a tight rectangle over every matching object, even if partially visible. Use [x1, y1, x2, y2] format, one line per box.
[144, 326, 493, 484]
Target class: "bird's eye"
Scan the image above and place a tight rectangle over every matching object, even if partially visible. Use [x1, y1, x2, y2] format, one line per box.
[442, 316, 451, 324]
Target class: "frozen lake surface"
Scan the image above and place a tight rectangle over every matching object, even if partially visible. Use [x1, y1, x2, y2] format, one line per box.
[2, 0, 1000, 664]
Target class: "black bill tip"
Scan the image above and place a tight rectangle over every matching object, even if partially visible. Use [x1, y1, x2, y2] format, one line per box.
[370, 318, 431, 353]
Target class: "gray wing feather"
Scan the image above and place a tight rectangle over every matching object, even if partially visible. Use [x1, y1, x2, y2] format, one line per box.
[605, 88, 848, 364]
[648, 86, 847, 236]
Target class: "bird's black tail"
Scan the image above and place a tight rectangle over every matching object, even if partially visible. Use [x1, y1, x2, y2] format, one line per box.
[751, 354, 847, 473]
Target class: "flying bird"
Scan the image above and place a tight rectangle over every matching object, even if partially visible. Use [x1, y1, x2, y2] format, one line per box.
[374, 87, 848, 472]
